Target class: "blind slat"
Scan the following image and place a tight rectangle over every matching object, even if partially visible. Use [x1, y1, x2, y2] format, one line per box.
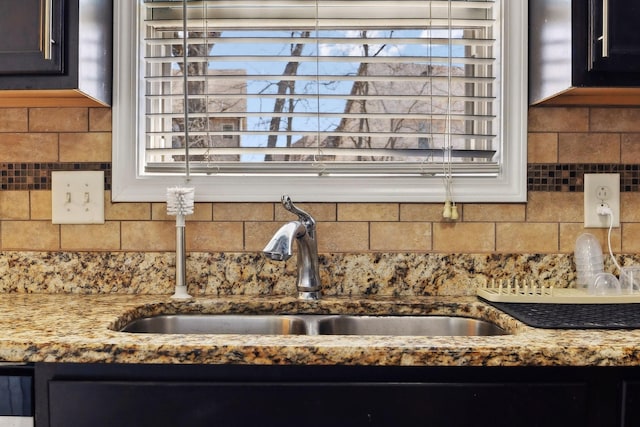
[145, 36, 496, 47]
[144, 56, 495, 66]
[144, 75, 496, 84]
[146, 146, 496, 160]
[146, 1, 493, 9]
[148, 19, 494, 31]
[145, 131, 498, 140]
[145, 94, 496, 103]
[144, 162, 500, 177]
[146, 112, 497, 121]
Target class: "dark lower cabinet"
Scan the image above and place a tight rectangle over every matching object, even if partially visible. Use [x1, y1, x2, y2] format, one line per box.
[46, 381, 586, 427]
[34, 363, 638, 427]
[622, 381, 640, 425]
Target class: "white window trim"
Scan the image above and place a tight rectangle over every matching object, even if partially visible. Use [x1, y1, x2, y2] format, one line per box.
[112, 0, 527, 203]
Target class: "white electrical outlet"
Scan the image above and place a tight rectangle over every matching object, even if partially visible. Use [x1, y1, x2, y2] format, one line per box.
[51, 171, 105, 224]
[584, 173, 620, 228]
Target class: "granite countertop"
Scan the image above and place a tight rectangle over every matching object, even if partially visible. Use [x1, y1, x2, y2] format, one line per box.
[1, 293, 639, 367]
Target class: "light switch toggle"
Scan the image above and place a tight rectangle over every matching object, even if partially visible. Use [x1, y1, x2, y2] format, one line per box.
[52, 171, 105, 224]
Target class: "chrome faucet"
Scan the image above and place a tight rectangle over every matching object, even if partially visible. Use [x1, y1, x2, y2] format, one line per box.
[262, 195, 321, 300]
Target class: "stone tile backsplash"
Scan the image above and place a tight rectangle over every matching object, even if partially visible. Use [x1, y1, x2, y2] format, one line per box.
[1, 105, 640, 287]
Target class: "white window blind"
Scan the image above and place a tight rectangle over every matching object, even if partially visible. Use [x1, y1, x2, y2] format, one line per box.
[112, 0, 526, 202]
[142, 0, 500, 177]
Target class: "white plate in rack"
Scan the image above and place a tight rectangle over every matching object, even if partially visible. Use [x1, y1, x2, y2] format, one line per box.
[477, 286, 640, 304]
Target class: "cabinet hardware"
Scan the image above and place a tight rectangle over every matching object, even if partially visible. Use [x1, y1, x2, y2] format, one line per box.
[600, 0, 609, 57]
[43, 0, 53, 60]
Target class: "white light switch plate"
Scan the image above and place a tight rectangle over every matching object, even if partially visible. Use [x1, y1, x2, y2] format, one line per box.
[51, 171, 105, 224]
[584, 173, 620, 228]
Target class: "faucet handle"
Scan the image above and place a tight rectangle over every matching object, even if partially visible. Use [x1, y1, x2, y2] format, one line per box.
[281, 195, 315, 229]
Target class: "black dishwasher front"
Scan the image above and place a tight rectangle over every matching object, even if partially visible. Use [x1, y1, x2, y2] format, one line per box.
[0, 364, 33, 427]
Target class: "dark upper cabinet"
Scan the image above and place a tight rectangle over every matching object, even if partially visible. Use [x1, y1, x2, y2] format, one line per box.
[0, 0, 112, 107]
[530, 0, 640, 105]
[0, 0, 64, 75]
[583, 0, 640, 82]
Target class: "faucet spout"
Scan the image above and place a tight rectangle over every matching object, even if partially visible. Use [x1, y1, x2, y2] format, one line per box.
[262, 196, 321, 300]
[262, 221, 306, 262]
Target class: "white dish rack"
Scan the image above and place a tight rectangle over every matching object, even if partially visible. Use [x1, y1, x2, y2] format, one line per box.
[477, 279, 640, 304]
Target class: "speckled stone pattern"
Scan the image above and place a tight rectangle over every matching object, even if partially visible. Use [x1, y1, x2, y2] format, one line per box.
[1, 251, 638, 367]
[0, 293, 638, 367]
[1, 251, 631, 296]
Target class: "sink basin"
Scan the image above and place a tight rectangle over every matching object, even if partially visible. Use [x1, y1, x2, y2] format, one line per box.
[119, 314, 507, 336]
[120, 314, 308, 335]
[316, 315, 507, 336]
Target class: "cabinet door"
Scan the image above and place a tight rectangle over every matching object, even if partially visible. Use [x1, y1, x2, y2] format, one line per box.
[47, 380, 588, 427]
[590, 0, 640, 72]
[622, 381, 640, 426]
[0, 0, 64, 75]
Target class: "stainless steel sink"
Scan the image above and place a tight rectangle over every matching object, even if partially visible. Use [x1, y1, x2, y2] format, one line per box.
[119, 314, 507, 336]
[120, 314, 308, 335]
[316, 315, 507, 336]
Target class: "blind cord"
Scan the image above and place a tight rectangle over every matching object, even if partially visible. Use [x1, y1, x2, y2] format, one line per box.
[182, 0, 191, 181]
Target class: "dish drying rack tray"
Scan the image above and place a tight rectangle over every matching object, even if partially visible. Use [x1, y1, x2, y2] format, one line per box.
[477, 279, 640, 304]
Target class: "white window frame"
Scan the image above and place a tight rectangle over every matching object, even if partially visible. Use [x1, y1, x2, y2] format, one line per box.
[112, 0, 527, 203]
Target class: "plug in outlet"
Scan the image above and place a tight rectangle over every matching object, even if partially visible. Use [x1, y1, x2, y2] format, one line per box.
[584, 173, 620, 228]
